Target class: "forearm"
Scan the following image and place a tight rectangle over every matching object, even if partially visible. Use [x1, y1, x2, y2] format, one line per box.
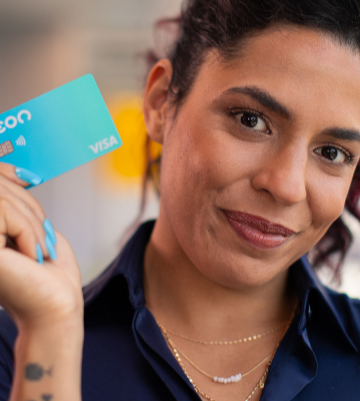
[9, 319, 84, 401]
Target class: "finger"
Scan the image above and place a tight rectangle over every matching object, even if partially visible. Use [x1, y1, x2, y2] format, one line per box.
[0, 174, 46, 222]
[0, 248, 45, 321]
[0, 247, 82, 327]
[0, 163, 42, 188]
[0, 165, 56, 260]
[0, 165, 45, 225]
[0, 248, 64, 323]
[0, 198, 42, 261]
[0, 187, 52, 258]
[45, 230, 81, 287]
[0, 179, 53, 260]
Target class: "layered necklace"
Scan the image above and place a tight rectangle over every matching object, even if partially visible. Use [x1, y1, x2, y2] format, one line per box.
[158, 302, 297, 401]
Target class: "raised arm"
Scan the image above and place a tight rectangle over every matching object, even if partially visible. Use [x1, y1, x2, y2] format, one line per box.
[0, 164, 84, 401]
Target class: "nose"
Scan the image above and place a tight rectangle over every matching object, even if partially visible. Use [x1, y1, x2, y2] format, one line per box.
[251, 143, 307, 206]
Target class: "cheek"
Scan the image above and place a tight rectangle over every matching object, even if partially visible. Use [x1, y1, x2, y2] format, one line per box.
[307, 171, 352, 233]
[163, 116, 255, 189]
[158, 115, 246, 246]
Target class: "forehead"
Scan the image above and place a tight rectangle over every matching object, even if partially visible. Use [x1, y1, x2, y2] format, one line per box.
[188, 26, 360, 126]
[218, 25, 360, 76]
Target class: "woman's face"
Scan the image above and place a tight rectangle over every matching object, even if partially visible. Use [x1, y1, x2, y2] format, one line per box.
[150, 26, 360, 289]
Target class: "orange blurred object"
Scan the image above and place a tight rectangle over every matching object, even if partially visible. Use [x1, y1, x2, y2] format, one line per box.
[97, 95, 162, 188]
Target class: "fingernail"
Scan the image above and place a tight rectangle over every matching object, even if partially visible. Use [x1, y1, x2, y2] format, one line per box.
[15, 168, 43, 186]
[45, 235, 57, 260]
[43, 219, 57, 245]
[36, 243, 44, 265]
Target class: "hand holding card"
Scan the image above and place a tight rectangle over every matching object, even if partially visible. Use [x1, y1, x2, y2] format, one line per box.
[0, 74, 122, 186]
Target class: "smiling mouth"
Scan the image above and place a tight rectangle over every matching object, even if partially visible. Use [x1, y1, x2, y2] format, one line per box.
[223, 210, 296, 250]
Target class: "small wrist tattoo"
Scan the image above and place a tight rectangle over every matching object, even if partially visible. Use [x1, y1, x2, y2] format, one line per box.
[25, 363, 53, 381]
[25, 394, 53, 401]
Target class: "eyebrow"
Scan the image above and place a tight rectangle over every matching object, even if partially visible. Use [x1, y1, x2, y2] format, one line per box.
[322, 128, 360, 143]
[224, 86, 360, 143]
[224, 86, 291, 120]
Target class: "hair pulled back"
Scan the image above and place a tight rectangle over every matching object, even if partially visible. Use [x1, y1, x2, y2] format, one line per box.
[144, 0, 360, 278]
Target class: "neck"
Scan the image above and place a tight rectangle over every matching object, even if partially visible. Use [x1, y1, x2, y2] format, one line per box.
[144, 213, 296, 339]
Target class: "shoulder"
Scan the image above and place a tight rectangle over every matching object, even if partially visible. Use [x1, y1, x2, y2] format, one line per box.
[306, 282, 360, 354]
[83, 220, 155, 318]
[324, 286, 360, 333]
[326, 286, 360, 309]
[292, 256, 360, 344]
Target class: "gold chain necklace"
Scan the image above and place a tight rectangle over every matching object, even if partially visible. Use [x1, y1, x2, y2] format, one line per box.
[159, 301, 297, 400]
[157, 300, 298, 346]
[162, 329, 277, 384]
[163, 328, 277, 401]
[157, 321, 287, 345]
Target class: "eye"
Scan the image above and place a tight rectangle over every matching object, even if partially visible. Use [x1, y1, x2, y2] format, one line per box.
[314, 146, 349, 164]
[236, 112, 269, 133]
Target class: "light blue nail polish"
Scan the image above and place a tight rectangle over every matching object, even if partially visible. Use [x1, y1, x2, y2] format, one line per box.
[45, 235, 57, 261]
[36, 243, 44, 265]
[15, 168, 43, 186]
[44, 219, 57, 245]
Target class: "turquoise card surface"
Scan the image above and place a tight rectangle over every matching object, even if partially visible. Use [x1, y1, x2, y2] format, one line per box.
[0, 74, 122, 185]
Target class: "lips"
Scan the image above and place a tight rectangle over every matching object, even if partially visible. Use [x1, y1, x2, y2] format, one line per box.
[223, 210, 295, 249]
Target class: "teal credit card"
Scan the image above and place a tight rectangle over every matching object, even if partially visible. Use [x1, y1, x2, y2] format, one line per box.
[0, 74, 122, 185]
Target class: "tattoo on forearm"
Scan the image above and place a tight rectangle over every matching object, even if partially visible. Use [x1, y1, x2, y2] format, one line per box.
[25, 394, 53, 401]
[25, 363, 53, 381]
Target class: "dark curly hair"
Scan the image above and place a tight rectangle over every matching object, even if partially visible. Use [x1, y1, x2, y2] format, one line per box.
[142, 0, 360, 279]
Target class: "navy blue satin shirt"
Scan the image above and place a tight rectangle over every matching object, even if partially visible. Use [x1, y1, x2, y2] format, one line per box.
[0, 220, 360, 400]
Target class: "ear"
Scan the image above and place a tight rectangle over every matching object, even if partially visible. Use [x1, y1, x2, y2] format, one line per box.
[143, 59, 173, 144]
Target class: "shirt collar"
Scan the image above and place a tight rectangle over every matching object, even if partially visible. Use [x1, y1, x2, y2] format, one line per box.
[83, 220, 154, 307]
[291, 255, 358, 352]
[83, 220, 359, 352]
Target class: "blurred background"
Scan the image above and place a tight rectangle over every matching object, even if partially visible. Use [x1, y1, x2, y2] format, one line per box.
[0, 0, 359, 297]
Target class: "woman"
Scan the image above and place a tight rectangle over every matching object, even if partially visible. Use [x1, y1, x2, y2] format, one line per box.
[1, 0, 360, 400]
